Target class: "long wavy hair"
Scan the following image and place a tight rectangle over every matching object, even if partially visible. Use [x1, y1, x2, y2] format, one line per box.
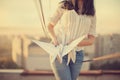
[60, 0, 95, 16]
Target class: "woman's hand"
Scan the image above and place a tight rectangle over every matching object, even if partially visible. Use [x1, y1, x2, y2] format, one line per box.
[51, 38, 61, 63]
[51, 38, 59, 47]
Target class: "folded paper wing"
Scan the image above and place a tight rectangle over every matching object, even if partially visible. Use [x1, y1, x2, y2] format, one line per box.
[32, 35, 86, 63]
[32, 40, 60, 62]
[61, 35, 86, 57]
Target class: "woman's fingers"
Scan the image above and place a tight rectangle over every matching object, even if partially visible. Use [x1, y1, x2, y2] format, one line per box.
[51, 39, 59, 46]
[57, 55, 61, 63]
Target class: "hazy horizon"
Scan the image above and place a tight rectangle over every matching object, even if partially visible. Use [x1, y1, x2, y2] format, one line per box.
[0, 0, 120, 35]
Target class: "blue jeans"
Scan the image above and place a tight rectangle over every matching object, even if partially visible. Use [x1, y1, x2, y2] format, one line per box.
[50, 50, 84, 80]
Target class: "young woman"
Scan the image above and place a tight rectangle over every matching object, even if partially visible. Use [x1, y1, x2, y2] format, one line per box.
[47, 0, 96, 80]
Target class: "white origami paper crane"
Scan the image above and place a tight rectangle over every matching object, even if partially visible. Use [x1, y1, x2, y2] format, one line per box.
[32, 35, 86, 64]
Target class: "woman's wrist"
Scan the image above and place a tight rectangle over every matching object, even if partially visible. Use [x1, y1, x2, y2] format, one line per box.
[51, 37, 59, 46]
[77, 35, 95, 47]
[77, 39, 93, 47]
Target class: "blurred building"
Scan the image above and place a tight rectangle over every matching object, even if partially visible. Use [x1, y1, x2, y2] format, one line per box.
[0, 34, 120, 70]
[95, 34, 120, 57]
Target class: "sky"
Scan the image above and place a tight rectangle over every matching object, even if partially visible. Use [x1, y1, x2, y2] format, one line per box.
[95, 0, 120, 34]
[0, 0, 120, 35]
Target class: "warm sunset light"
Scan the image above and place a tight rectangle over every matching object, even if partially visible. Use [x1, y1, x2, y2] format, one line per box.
[0, 1, 120, 80]
[0, 0, 60, 36]
[0, 0, 120, 35]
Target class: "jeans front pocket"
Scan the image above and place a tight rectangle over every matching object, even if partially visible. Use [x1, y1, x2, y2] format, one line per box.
[75, 50, 84, 63]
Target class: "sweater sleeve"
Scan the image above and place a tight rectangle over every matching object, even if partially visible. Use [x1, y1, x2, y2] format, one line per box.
[49, 3, 65, 26]
[88, 15, 97, 37]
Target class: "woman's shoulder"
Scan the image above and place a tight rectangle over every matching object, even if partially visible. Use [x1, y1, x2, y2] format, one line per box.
[58, 1, 74, 10]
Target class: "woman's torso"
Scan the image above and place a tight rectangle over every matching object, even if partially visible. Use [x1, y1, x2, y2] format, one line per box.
[55, 9, 93, 45]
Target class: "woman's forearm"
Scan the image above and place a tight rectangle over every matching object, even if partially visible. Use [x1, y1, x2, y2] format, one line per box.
[47, 23, 59, 46]
[77, 35, 95, 47]
[77, 39, 94, 47]
[48, 23, 57, 41]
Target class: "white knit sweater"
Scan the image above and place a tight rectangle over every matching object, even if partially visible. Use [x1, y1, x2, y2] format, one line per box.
[49, 4, 97, 64]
